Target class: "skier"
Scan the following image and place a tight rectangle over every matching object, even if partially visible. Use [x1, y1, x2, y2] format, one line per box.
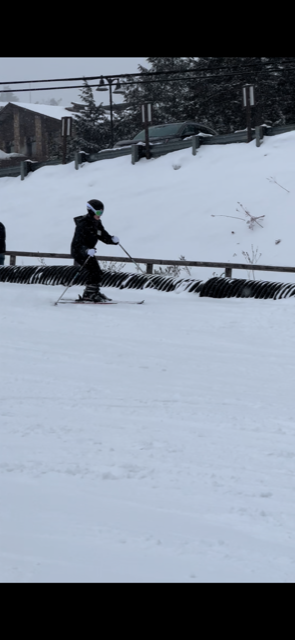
[71, 199, 119, 302]
[0, 221, 6, 266]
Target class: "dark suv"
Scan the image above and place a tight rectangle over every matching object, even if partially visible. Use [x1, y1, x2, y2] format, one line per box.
[114, 121, 217, 149]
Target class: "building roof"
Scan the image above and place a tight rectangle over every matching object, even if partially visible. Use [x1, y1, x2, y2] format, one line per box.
[0, 102, 76, 121]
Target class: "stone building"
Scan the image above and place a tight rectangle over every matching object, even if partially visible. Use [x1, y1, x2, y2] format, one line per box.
[0, 102, 75, 162]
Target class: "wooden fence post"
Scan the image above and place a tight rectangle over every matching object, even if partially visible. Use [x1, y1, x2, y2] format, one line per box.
[10, 255, 16, 265]
[146, 263, 153, 274]
[225, 267, 232, 278]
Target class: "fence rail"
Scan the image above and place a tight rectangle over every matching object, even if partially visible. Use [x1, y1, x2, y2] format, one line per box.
[3, 250, 295, 280]
[1, 122, 295, 180]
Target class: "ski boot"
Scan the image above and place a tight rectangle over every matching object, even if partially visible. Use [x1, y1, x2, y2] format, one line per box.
[97, 291, 112, 302]
[80, 284, 112, 303]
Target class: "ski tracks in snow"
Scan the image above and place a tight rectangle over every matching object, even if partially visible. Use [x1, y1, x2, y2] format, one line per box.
[1, 286, 295, 581]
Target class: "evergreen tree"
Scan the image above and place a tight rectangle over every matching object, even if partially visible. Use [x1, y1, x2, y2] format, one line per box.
[185, 57, 295, 132]
[110, 105, 135, 144]
[186, 57, 256, 133]
[188, 57, 295, 132]
[47, 132, 76, 163]
[73, 78, 109, 153]
[35, 98, 63, 106]
[118, 57, 295, 136]
[0, 85, 19, 102]
[120, 58, 197, 137]
[48, 98, 62, 106]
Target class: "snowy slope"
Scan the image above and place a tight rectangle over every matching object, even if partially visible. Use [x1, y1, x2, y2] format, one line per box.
[1, 131, 295, 281]
[1, 133, 295, 582]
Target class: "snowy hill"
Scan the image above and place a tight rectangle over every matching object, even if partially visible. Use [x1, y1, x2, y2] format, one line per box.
[1, 134, 295, 583]
[1, 131, 295, 282]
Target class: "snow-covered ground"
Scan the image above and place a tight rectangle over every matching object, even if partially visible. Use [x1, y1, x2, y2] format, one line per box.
[1, 133, 295, 582]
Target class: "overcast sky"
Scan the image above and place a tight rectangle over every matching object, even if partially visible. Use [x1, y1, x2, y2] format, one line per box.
[0, 58, 150, 106]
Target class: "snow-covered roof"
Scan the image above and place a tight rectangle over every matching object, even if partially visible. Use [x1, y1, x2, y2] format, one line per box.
[0, 149, 26, 159]
[0, 102, 75, 121]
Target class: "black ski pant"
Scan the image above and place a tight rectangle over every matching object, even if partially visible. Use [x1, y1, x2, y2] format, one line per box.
[77, 256, 102, 286]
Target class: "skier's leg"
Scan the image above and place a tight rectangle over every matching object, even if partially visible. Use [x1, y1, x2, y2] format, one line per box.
[81, 258, 110, 301]
[95, 261, 112, 300]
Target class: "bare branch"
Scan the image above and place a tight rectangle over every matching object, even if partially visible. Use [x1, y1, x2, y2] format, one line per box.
[211, 215, 245, 221]
[267, 176, 290, 193]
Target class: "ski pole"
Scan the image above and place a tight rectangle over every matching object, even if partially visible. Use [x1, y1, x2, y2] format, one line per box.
[54, 255, 91, 306]
[119, 243, 147, 275]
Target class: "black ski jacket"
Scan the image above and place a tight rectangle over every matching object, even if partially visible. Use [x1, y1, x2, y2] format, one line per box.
[71, 213, 116, 263]
[0, 222, 6, 253]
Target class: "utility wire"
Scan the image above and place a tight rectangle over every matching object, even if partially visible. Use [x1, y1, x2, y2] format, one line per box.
[1, 59, 295, 88]
[2, 70, 295, 96]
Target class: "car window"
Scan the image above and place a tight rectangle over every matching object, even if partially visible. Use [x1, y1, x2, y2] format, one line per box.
[182, 126, 196, 136]
[133, 130, 146, 141]
[133, 124, 183, 140]
[195, 125, 214, 135]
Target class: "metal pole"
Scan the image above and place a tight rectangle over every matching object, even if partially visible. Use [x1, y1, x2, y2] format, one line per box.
[246, 86, 252, 143]
[119, 243, 146, 275]
[109, 80, 114, 148]
[255, 126, 261, 147]
[192, 135, 200, 156]
[144, 104, 150, 159]
[62, 131, 67, 163]
[131, 144, 139, 164]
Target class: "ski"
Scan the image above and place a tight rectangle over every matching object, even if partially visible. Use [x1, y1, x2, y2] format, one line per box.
[58, 299, 145, 305]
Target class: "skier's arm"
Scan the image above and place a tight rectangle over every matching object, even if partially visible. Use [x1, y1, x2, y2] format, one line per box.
[98, 221, 119, 245]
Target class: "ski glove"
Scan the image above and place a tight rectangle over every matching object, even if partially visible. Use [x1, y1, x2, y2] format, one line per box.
[87, 248, 97, 257]
[112, 236, 120, 244]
